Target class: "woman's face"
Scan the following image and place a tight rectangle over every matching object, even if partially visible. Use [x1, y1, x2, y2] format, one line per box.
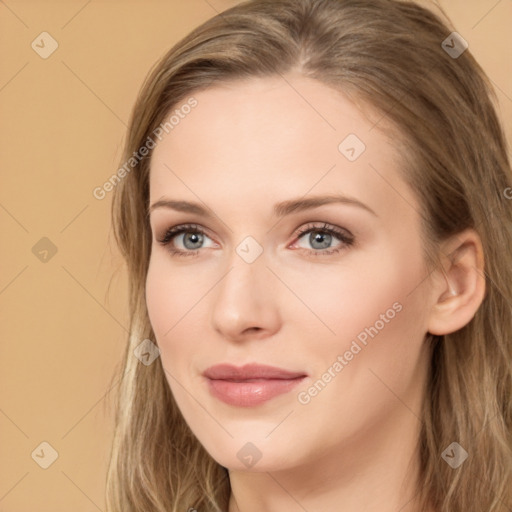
[146, 74, 434, 472]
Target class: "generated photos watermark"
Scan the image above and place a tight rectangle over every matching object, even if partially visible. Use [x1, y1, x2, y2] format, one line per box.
[93, 96, 198, 200]
[297, 301, 403, 405]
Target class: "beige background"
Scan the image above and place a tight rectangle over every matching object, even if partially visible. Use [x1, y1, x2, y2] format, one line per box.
[0, 0, 510, 510]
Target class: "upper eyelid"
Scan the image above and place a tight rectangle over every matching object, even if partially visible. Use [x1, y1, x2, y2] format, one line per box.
[156, 222, 353, 245]
[156, 223, 209, 242]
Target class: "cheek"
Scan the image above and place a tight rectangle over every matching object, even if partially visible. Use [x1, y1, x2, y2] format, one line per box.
[145, 254, 216, 375]
[284, 265, 430, 456]
[146, 252, 206, 334]
[283, 247, 427, 350]
[296, 245, 431, 411]
[145, 256, 192, 362]
[288, 249, 431, 415]
[145, 257, 172, 340]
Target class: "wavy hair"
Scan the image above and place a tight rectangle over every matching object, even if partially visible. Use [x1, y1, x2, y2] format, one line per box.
[105, 0, 512, 510]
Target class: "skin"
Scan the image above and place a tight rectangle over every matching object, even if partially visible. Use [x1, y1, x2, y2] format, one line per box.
[146, 73, 485, 512]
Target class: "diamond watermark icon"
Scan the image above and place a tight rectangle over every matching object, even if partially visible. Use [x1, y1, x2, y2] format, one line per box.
[236, 236, 263, 264]
[441, 442, 468, 468]
[338, 133, 366, 161]
[32, 237, 58, 263]
[31, 441, 59, 469]
[237, 442, 262, 468]
[31, 32, 59, 59]
[441, 32, 468, 59]
[134, 338, 160, 365]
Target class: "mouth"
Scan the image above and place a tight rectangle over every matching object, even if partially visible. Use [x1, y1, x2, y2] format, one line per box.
[203, 363, 308, 407]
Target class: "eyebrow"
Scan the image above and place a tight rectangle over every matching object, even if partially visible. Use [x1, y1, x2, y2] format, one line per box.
[148, 194, 378, 218]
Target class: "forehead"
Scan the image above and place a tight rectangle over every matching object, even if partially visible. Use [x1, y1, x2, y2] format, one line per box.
[152, 74, 388, 165]
[148, 74, 414, 219]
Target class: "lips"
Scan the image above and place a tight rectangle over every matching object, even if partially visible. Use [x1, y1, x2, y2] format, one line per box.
[203, 363, 307, 407]
[203, 363, 306, 380]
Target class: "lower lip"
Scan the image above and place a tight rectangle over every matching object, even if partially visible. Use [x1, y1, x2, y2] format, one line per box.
[205, 377, 306, 407]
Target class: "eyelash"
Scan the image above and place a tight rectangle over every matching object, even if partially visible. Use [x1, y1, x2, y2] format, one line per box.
[156, 222, 355, 258]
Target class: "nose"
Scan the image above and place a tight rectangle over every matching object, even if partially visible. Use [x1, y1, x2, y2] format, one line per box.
[210, 248, 281, 342]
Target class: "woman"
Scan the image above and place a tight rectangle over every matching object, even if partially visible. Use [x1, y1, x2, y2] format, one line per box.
[106, 0, 512, 511]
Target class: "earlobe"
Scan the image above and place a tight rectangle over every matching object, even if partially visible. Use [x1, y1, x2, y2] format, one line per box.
[427, 229, 486, 336]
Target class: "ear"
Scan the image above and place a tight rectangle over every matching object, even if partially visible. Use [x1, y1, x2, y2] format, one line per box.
[427, 228, 486, 336]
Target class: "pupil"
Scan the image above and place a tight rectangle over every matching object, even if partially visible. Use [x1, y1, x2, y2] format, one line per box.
[185, 232, 202, 249]
[311, 231, 331, 249]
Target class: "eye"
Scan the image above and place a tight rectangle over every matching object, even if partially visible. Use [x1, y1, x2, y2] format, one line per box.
[290, 222, 354, 256]
[156, 222, 355, 258]
[156, 223, 217, 257]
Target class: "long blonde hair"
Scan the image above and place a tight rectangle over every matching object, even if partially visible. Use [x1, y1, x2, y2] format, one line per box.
[106, 0, 512, 510]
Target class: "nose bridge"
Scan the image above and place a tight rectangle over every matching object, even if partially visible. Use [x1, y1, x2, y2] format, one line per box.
[210, 238, 279, 338]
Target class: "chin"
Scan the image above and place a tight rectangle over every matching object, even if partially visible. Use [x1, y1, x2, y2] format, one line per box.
[196, 433, 301, 473]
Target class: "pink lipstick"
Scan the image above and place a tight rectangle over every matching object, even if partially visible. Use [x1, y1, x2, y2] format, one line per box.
[203, 363, 307, 407]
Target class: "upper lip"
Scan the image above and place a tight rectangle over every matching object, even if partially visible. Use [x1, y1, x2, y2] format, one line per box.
[203, 363, 307, 380]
